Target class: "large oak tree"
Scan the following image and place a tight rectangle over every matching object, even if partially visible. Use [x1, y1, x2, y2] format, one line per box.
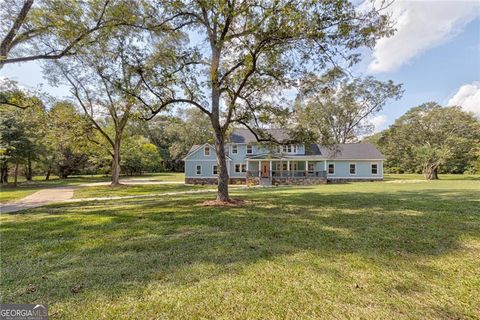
[120, 0, 395, 202]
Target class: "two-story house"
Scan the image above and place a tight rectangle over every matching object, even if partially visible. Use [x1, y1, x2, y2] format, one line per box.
[183, 128, 384, 185]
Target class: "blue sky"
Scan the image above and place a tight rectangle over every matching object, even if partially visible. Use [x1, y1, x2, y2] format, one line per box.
[1, 0, 479, 132]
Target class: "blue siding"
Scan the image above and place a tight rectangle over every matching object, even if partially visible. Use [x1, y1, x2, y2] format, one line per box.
[184, 143, 383, 179]
[327, 160, 383, 179]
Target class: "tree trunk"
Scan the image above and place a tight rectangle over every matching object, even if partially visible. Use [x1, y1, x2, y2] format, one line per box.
[0, 164, 8, 184]
[423, 163, 439, 180]
[111, 137, 121, 186]
[25, 156, 33, 181]
[13, 162, 19, 187]
[214, 129, 229, 202]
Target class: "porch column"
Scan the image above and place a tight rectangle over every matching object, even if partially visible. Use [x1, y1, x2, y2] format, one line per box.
[324, 160, 327, 172]
[287, 160, 290, 177]
[269, 160, 272, 177]
[258, 160, 261, 177]
[306, 160, 308, 177]
[246, 160, 249, 171]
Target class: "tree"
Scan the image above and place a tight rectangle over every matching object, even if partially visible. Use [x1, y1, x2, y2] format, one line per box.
[295, 69, 403, 144]
[374, 103, 480, 179]
[0, 78, 43, 110]
[0, 0, 139, 69]
[122, 135, 162, 175]
[121, 0, 394, 202]
[0, 103, 45, 185]
[41, 101, 92, 179]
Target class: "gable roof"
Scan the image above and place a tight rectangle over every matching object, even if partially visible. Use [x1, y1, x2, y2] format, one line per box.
[229, 128, 290, 143]
[183, 143, 233, 161]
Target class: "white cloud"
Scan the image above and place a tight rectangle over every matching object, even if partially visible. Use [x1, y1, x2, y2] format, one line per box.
[368, 0, 480, 73]
[370, 114, 388, 132]
[448, 81, 480, 117]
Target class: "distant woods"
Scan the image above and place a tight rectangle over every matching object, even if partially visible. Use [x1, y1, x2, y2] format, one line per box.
[366, 103, 480, 179]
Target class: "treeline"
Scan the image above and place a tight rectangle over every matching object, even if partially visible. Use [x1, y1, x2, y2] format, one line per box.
[366, 103, 480, 178]
[0, 87, 213, 185]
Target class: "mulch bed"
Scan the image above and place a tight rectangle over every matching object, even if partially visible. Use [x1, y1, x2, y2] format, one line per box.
[200, 198, 249, 207]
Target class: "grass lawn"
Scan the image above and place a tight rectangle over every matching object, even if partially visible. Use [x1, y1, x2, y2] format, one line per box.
[0, 172, 184, 203]
[73, 183, 213, 199]
[1, 176, 479, 319]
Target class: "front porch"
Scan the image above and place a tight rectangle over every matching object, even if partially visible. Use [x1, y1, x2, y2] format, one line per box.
[246, 158, 327, 185]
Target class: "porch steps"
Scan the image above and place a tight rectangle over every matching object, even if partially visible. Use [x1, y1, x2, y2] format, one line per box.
[259, 177, 272, 186]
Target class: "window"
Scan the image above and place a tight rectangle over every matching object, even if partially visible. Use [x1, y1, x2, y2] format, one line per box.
[287, 145, 292, 153]
[349, 163, 356, 175]
[196, 165, 201, 175]
[213, 165, 218, 175]
[282, 145, 288, 153]
[328, 163, 335, 175]
[204, 145, 210, 156]
[289, 162, 297, 171]
[246, 144, 253, 154]
[235, 164, 247, 173]
[293, 145, 297, 153]
[308, 163, 315, 171]
[231, 144, 238, 154]
[371, 163, 378, 175]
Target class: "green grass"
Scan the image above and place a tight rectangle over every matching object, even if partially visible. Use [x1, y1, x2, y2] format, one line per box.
[0, 173, 184, 203]
[73, 183, 212, 199]
[1, 176, 479, 319]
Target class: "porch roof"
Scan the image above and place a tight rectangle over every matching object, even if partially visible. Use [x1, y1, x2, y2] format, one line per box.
[246, 154, 325, 161]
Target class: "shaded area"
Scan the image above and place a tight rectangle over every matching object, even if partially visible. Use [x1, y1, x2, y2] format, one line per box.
[1, 182, 479, 318]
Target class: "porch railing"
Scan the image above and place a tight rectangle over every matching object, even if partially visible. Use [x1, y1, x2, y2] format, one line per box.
[247, 170, 327, 178]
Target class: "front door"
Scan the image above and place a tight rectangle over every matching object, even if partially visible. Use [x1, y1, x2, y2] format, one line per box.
[261, 161, 270, 177]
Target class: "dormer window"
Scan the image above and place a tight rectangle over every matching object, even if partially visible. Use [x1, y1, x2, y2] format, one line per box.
[280, 144, 297, 154]
[246, 144, 253, 154]
[204, 145, 210, 156]
[231, 144, 238, 154]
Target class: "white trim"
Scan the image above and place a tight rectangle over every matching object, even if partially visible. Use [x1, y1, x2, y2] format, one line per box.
[327, 162, 335, 175]
[212, 164, 218, 175]
[234, 162, 246, 173]
[349, 162, 357, 175]
[184, 159, 231, 162]
[195, 165, 202, 175]
[371, 162, 379, 175]
[246, 144, 253, 154]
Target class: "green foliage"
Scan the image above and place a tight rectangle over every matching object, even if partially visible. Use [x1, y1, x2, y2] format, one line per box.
[121, 136, 162, 175]
[295, 70, 403, 144]
[373, 103, 480, 178]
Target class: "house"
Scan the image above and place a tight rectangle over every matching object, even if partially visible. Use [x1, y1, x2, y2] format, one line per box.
[183, 128, 385, 185]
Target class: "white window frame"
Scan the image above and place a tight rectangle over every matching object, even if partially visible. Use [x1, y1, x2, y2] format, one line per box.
[212, 164, 218, 175]
[234, 163, 247, 173]
[246, 144, 253, 154]
[328, 163, 335, 175]
[231, 144, 238, 154]
[196, 165, 201, 175]
[349, 162, 357, 175]
[204, 145, 210, 156]
[371, 162, 378, 175]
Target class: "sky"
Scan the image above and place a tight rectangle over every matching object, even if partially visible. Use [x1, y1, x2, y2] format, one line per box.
[1, 0, 479, 133]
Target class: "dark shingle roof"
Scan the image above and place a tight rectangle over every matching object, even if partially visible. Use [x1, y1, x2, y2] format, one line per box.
[317, 143, 385, 160]
[229, 128, 290, 143]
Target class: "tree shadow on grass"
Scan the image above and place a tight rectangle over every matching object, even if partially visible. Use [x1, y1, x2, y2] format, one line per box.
[1, 187, 479, 305]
